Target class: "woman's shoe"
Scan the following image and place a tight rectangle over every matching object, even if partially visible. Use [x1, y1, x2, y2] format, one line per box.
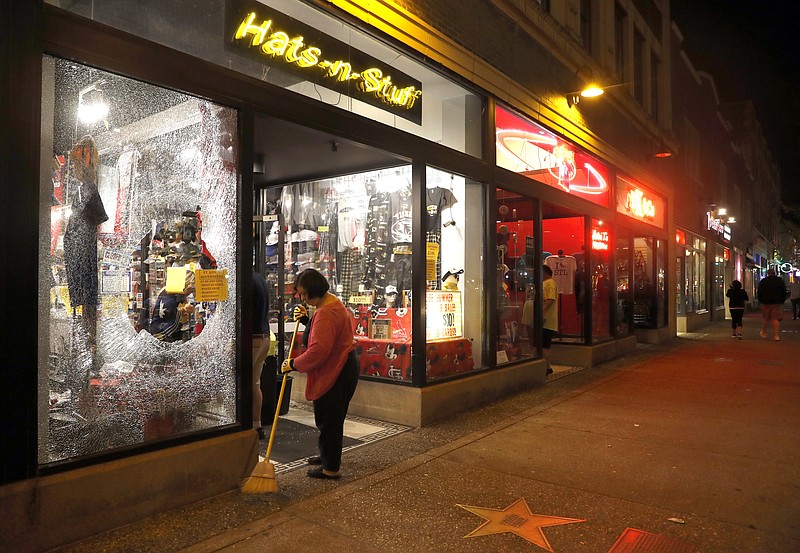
[307, 467, 340, 479]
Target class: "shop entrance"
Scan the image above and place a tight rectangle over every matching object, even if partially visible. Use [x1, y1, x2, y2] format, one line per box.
[251, 114, 410, 428]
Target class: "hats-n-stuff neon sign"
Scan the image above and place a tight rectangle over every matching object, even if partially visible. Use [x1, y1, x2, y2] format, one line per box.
[227, 3, 422, 123]
[495, 106, 609, 207]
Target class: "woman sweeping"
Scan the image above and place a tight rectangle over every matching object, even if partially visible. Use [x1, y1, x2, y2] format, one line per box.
[281, 268, 359, 479]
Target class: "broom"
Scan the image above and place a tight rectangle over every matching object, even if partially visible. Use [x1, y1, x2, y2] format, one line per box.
[241, 318, 300, 494]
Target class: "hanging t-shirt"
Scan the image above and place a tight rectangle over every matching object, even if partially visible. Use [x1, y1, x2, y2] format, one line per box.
[545, 255, 577, 295]
[390, 187, 413, 246]
[425, 186, 457, 231]
[337, 197, 361, 252]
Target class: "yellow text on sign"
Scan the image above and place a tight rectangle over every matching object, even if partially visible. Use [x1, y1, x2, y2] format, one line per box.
[426, 242, 440, 281]
[195, 269, 229, 302]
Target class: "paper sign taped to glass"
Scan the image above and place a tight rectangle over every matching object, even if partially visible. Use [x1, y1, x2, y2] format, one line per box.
[195, 269, 229, 302]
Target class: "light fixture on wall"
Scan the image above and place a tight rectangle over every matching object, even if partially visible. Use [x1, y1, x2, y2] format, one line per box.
[566, 67, 604, 107]
[78, 81, 109, 125]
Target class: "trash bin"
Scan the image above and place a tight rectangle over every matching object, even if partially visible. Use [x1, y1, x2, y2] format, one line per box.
[260, 355, 278, 421]
[259, 355, 292, 418]
[276, 374, 292, 416]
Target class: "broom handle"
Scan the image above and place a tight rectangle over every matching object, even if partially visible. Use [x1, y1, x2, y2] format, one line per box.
[265, 318, 301, 463]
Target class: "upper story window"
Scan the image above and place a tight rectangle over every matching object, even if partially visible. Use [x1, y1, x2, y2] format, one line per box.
[650, 51, 660, 121]
[614, 3, 628, 81]
[580, 0, 593, 54]
[633, 28, 645, 105]
[682, 118, 700, 181]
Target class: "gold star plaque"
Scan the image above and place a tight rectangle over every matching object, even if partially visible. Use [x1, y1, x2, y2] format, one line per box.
[457, 498, 585, 552]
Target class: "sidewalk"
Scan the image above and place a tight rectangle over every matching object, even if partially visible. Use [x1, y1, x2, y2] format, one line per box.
[53, 314, 800, 553]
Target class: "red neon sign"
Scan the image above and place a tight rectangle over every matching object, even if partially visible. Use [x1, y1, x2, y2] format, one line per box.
[495, 106, 609, 206]
[592, 228, 609, 250]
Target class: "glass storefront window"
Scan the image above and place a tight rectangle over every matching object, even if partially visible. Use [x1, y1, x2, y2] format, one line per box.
[676, 247, 686, 315]
[543, 206, 586, 343]
[633, 237, 655, 327]
[657, 239, 667, 326]
[46, 0, 482, 157]
[495, 188, 538, 364]
[591, 219, 611, 341]
[713, 244, 727, 311]
[259, 165, 483, 383]
[694, 238, 707, 311]
[40, 56, 239, 463]
[426, 168, 485, 379]
[616, 230, 632, 335]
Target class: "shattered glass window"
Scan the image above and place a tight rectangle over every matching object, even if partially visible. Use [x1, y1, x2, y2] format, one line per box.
[40, 56, 239, 464]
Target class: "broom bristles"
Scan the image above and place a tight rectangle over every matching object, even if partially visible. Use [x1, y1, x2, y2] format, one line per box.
[241, 459, 277, 494]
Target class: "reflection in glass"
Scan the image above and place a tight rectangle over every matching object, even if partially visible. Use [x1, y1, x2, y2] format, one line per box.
[591, 219, 611, 341]
[616, 230, 632, 335]
[542, 211, 586, 344]
[496, 189, 538, 363]
[41, 57, 238, 463]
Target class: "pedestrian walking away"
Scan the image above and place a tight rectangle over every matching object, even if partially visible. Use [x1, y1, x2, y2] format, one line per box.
[726, 280, 748, 339]
[757, 268, 787, 340]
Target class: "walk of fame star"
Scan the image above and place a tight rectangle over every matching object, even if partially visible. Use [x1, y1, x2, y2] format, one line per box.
[457, 498, 585, 552]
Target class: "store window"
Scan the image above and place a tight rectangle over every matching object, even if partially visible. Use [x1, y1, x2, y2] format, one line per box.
[616, 228, 632, 335]
[46, 0, 482, 157]
[591, 219, 611, 341]
[543, 206, 586, 344]
[426, 168, 485, 380]
[656, 238, 668, 326]
[261, 167, 411, 381]
[40, 57, 239, 463]
[633, 237, 655, 327]
[258, 166, 484, 383]
[675, 231, 706, 315]
[693, 237, 707, 311]
[496, 188, 538, 364]
[713, 244, 728, 312]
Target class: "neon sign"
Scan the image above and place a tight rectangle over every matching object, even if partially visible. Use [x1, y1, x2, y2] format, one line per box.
[592, 228, 609, 251]
[707, 212, 731, 241]
[226, 2, 422, 124]
[495, 107, 609, 206]
[625, 188, 655, 220]
[616, 176, 665, 228]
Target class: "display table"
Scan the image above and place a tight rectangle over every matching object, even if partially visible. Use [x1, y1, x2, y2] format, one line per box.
[354, 336, 474, 381]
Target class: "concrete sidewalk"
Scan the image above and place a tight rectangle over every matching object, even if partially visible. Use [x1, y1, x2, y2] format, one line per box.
[54, 315, 800, 553]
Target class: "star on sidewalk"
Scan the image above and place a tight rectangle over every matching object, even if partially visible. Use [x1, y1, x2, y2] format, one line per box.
[457, 498, 585, 552]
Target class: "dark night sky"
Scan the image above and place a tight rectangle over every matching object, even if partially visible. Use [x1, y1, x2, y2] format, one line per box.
[670, 1, 800, 206]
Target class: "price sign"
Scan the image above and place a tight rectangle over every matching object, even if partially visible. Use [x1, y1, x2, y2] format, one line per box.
[426, 291, 462, 340]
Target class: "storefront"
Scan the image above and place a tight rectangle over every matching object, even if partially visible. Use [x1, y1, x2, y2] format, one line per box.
[676, 228, 710, 331]
[2, 1, 670, 549]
